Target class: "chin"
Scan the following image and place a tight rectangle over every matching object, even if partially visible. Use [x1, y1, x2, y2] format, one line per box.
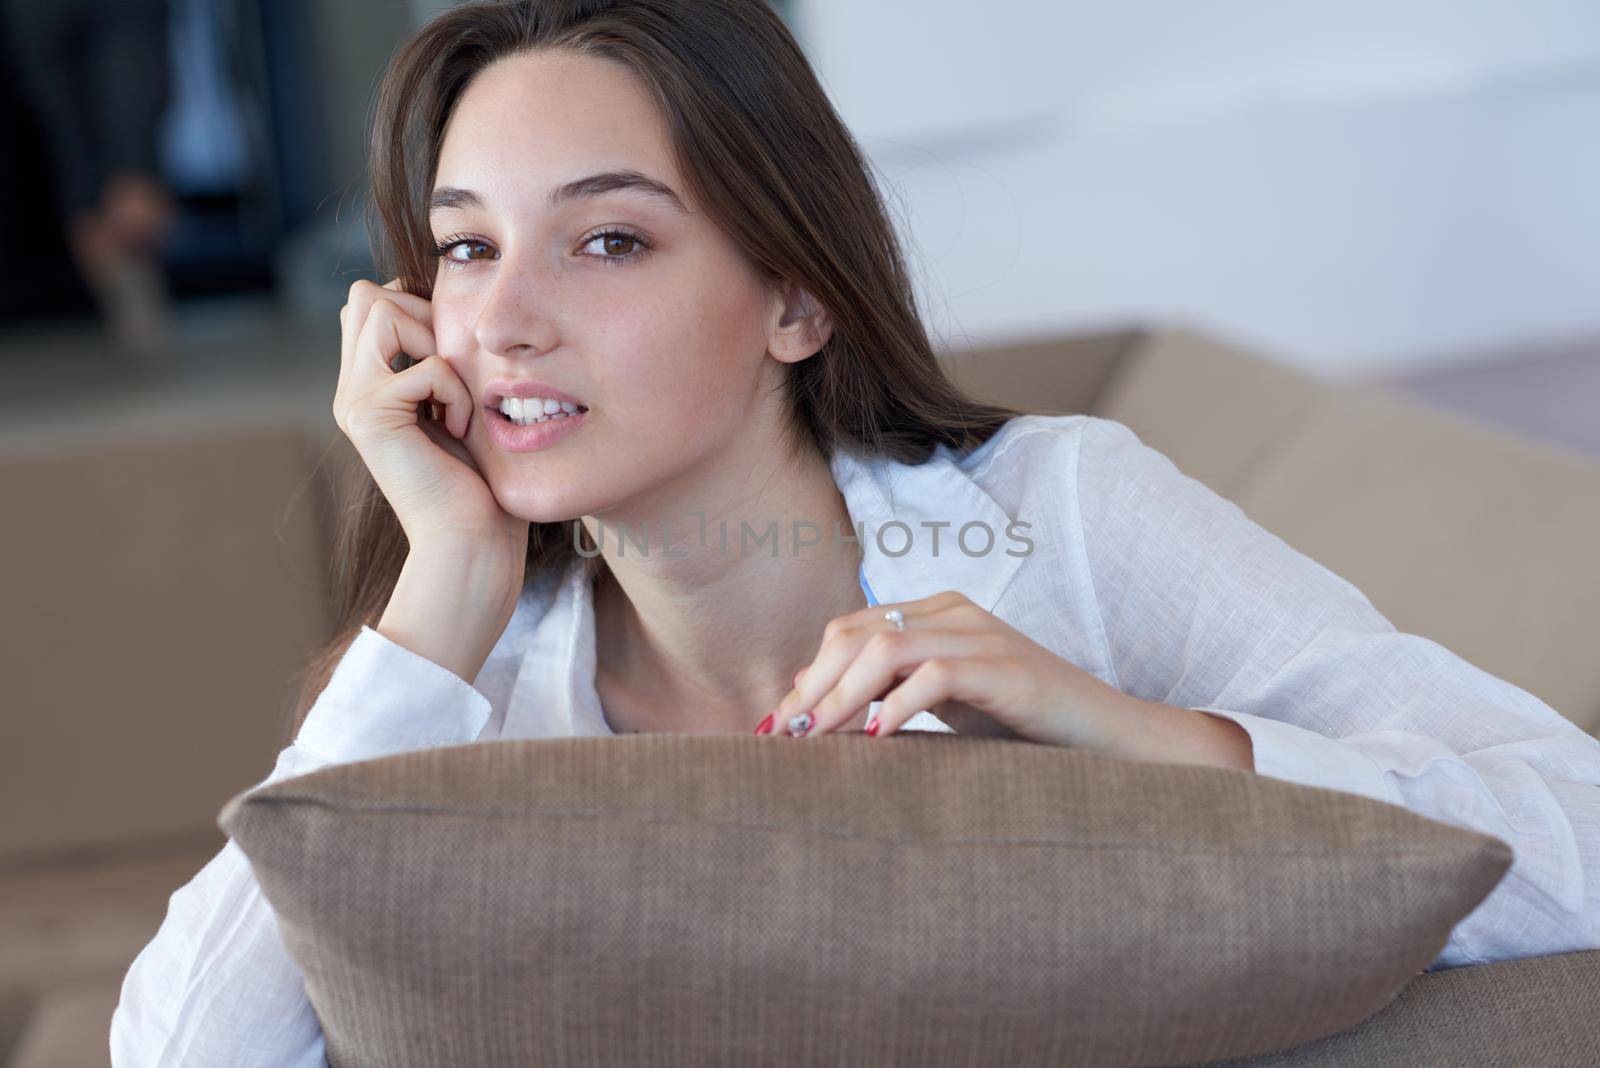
[489, 481, 590, 528]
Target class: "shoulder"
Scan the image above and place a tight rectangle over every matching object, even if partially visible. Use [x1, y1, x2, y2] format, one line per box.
[964, 413, 1216, 505]
[929, 415, 1099, 560]
[947, 414, 1223, 560]
[950, 412, 1151, 492]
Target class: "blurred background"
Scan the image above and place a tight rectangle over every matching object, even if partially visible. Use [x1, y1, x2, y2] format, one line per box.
[2, 1, 1598, 1063]
[4, 0, 1598, 445]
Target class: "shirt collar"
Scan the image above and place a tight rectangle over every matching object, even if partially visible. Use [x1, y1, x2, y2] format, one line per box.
[531, 441, 1022, 737]
[829, 439, 1024, 616]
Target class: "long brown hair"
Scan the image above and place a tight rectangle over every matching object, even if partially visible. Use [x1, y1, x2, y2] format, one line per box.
[284, 0, 1025, 742]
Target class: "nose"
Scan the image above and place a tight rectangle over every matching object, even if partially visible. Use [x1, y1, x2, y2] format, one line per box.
[472, 254, 560, 358]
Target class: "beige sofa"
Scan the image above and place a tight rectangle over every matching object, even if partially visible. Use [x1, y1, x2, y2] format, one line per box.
[2, 322, 1597, 1064]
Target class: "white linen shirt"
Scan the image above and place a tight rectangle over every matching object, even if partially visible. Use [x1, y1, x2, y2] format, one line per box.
[110, 413, 1600, 1067]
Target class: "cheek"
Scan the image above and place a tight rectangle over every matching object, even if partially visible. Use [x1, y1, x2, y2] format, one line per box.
[606, 322, 747, 427]
[429, 298, 476, 358]
[595, 286, 762, 406]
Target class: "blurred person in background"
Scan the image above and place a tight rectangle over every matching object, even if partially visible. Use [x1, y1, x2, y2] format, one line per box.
[1, 0, 175, 357]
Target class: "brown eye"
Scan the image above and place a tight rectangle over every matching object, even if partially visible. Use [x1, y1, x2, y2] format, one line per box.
[580, 228, 653, 266]
[433, 235, 497, 268]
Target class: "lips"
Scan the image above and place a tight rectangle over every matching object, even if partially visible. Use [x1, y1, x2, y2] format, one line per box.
[483, 401, 589, 452]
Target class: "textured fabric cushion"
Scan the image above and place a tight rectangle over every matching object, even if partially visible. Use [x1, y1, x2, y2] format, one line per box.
[935, 328, 1139, 419]
[219, 733, 1513, 1067]
[1087, 325, 1328, 503]
[1198, 946, 1600, 1066]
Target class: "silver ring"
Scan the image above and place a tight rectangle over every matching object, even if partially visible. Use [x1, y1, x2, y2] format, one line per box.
[884, 608, 905, 631]
[786, 711, 813, 737]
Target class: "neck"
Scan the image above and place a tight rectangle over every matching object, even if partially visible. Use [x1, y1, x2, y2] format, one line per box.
[587, 445, 868, 734]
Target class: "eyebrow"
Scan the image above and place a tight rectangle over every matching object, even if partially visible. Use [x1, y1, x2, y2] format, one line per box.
[428, 169, 689, 217]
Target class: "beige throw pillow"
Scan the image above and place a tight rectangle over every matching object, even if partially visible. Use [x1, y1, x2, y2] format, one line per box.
[219, 733, 1512, 1067]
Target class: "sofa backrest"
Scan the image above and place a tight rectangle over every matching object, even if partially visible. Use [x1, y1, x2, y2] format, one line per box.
[939, 326, 1600, 737]
[0, 419, 336, 859]
[5, 324, 1594, 863]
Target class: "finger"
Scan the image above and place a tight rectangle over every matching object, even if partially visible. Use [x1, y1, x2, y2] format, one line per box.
[415, 398, 480, 468]
[360, 297, 438, 376]
[349, 354, 475, 441]
[367, 277, 435, 325]
[768, 607, 913, 738]
[336, 299, 440, 428]
[339, 279, 434, 389]
[798, 628, 985, 738]
[871, 657, 1008, 737]
[763, 592, 979, 738]
[837, 589, 967, 631]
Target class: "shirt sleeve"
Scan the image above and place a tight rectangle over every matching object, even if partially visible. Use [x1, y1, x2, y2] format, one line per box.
[110, 625, 495, 1066]
[1073, 415, 1600, 973]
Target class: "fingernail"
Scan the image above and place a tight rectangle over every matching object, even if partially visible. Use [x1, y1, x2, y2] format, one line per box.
[754, 712, 774, 735]
[865, 716, 879, 736]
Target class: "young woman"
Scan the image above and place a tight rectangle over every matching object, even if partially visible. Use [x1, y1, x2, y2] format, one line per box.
[111, 1, 1600, 1063]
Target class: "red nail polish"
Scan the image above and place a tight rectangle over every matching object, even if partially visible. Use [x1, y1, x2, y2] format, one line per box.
[754, 712, 774, 735]
[865, 716, 879, 736]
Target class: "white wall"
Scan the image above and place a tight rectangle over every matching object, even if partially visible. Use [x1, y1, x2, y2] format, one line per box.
[790, 1, 1600, 379]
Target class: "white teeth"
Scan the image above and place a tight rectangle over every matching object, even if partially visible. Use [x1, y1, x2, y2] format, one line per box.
[508, 412, 569, 426]
[497, 395, 584, 425]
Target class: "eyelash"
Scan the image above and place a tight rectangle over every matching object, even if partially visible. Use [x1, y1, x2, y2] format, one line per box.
[430, 228, 654, 270]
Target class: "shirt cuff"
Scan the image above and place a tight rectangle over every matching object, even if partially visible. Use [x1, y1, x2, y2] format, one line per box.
[901, 710, 956, 733]
[1189, 707, 1403, 807]
[293, 624, 494, 764]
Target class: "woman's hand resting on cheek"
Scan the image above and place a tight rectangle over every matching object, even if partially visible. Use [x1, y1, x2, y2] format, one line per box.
[333, 278, 531, 685]
[334, 278, 528, 563]
[758, 589, 1174, 756]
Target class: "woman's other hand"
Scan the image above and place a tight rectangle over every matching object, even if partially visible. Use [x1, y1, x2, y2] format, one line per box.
[761, 590, 1167, 754]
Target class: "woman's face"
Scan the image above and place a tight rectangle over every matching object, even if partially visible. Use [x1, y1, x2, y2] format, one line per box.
[429, 49, 791, 525]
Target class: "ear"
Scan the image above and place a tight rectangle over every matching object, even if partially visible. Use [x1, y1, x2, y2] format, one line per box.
[766, 277, 834, 365]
